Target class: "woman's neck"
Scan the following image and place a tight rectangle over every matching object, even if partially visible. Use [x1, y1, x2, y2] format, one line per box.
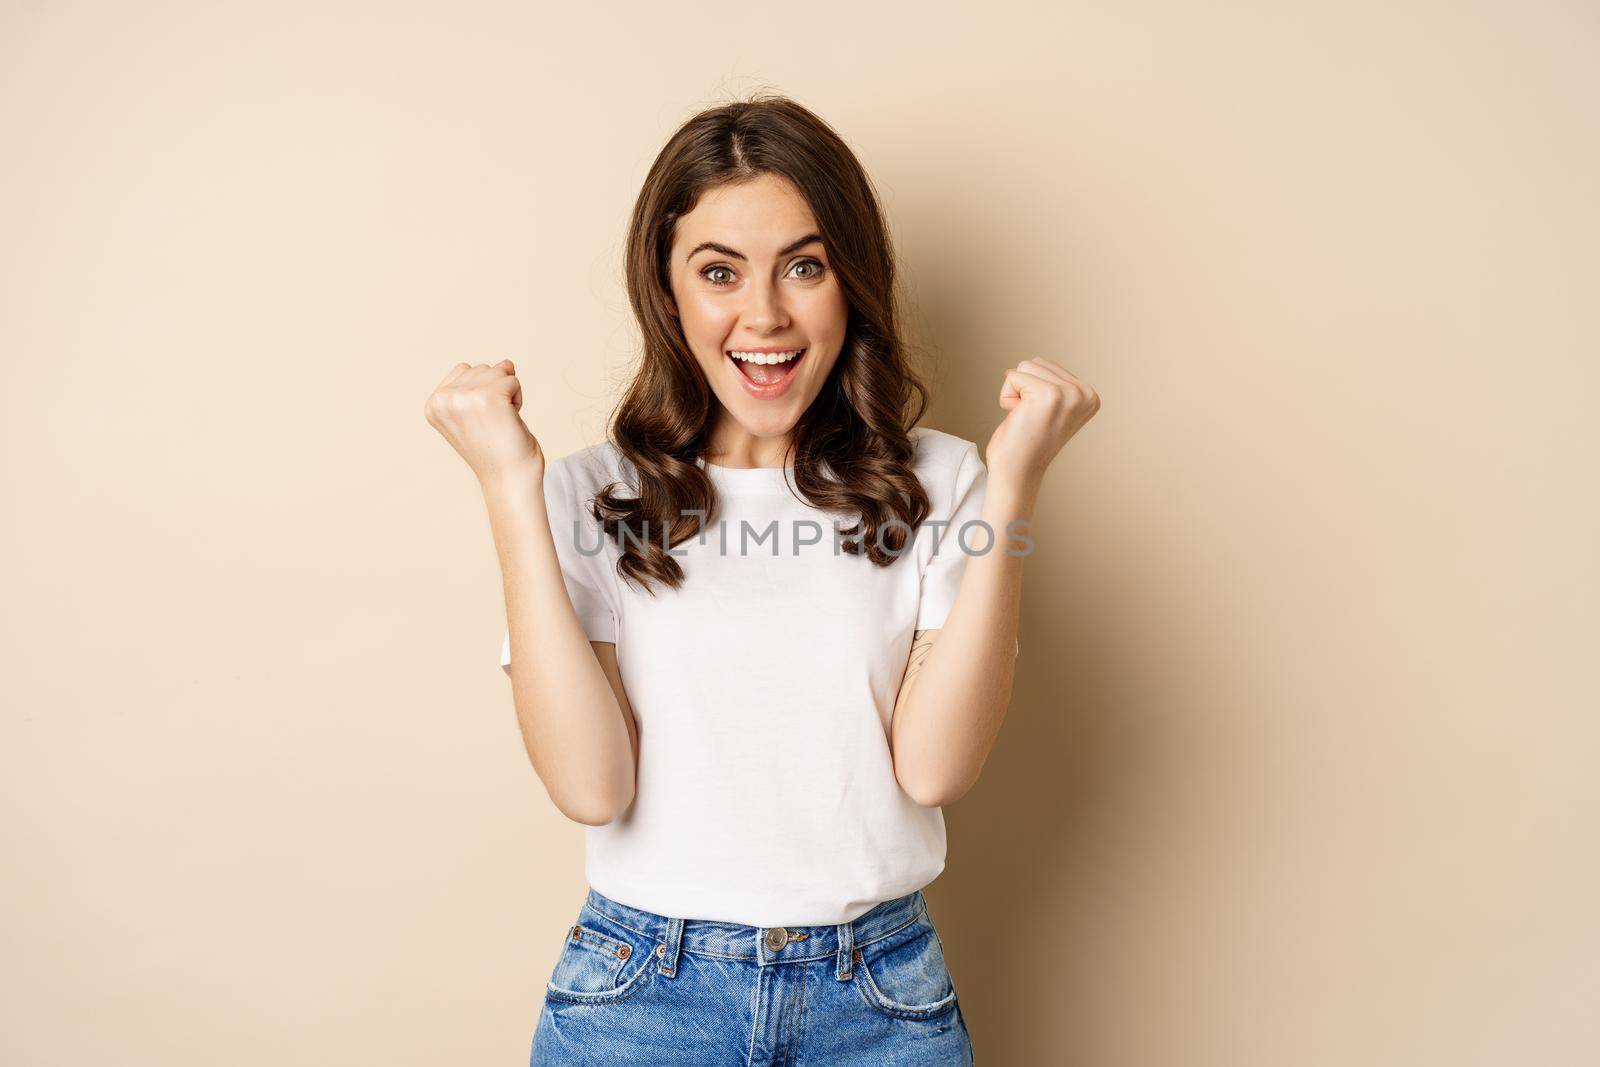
[704, 428, 794, 470]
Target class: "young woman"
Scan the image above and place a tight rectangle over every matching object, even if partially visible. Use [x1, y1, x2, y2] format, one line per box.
[425, 95, 1099, 1065]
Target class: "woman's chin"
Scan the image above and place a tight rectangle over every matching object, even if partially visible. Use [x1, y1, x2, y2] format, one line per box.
[706, 392, 800, 435]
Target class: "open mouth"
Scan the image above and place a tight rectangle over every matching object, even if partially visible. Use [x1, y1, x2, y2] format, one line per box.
[726, 347, 807, 392]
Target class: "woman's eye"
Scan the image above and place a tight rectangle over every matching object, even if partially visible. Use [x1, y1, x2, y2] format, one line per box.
[702, 259, 823, 287]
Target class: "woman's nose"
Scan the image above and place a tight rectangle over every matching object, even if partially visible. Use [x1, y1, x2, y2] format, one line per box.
[741, 276, 790, 332]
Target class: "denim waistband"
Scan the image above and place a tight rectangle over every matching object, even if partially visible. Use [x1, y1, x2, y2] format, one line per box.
[580, 886, 928, 975]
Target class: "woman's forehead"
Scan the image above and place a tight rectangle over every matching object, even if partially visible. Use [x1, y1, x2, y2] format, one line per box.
[675, 176, 818, 250]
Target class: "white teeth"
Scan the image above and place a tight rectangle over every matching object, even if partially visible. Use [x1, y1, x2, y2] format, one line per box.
[728, 349, 805, 365]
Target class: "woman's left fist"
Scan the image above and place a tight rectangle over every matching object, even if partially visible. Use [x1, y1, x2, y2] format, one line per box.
[984, 358, 1100, 495]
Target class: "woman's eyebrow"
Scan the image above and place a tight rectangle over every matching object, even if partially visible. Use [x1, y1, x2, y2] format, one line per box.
[684, 233, 823, 263]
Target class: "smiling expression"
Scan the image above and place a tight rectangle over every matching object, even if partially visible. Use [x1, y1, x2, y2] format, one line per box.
[666, 173, 849, 461]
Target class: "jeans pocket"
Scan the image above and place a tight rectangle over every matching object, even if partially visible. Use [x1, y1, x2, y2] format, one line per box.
[853, 916, 960, 1021]
[545, 908, 656, 1005]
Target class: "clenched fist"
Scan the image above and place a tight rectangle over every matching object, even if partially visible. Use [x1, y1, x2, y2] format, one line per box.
[424, 359, 543, 487]
[984, 357, 1101, 496]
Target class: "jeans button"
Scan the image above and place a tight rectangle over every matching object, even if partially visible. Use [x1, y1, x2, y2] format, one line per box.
[763, 927, 788, 952]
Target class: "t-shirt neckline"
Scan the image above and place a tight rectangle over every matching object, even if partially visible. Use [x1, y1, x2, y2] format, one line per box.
[695, 455, 796, 493]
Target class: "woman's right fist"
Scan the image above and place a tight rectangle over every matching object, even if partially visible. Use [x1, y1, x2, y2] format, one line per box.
[423, 359, 543, 486]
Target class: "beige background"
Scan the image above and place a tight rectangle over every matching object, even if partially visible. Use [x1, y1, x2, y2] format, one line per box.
[3, 2, 1596, 1064]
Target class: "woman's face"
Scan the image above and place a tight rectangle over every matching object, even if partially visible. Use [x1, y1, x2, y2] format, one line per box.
[666, 172, 848, 453]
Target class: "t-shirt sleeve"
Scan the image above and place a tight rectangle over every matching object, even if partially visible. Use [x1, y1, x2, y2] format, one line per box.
[913, 442, 1020, 657]
[500, 456, 619, 677]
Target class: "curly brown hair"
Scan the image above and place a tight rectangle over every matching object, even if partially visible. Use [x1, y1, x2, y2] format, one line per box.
[593, 93, 936, 594]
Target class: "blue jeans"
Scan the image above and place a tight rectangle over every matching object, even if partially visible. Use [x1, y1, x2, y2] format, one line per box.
[531, 886, 974, 1065]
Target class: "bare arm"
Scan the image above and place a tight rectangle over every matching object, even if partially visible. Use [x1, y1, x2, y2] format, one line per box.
[424, 357, 637, 827]
[485, 473, 638, 826]
[591, 641, 640, 772]
[890, 356, 1099, 807]
[889, 478, 1032, 808]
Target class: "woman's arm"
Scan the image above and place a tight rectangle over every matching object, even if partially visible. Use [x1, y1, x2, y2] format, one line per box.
[591, 641, 640, 770]
[890, 357, 1099, 807]
[485, 474, 638, 826]
[424, 357, 636, 827]
[486, 476, 636, 825]
[889, 478, 1033, 808]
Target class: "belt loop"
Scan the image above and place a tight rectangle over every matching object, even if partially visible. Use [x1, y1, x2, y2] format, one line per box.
[835, 917, 855, 981]
[658, 916, 684, 978]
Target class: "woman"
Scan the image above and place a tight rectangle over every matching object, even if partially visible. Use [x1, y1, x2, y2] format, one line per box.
[425, 95, 1098, 1065]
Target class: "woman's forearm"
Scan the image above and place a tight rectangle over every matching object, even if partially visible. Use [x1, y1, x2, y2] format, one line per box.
[891, 479, 1035, 807]
[484, 472, 635, 825]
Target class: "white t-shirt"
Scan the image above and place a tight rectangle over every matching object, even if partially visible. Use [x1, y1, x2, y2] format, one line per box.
[499, 426, 1006, 927]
